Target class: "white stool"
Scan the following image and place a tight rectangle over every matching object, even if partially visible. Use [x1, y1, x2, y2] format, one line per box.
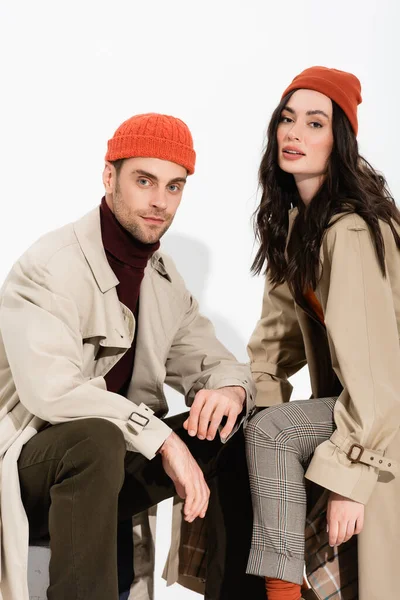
[28, 545, 129, 600]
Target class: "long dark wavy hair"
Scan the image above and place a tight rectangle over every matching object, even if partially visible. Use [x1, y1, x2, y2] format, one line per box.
[252, 91, 400, 299]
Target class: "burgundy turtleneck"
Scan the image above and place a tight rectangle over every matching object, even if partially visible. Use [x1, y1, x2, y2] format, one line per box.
[100, 197, 160, 395]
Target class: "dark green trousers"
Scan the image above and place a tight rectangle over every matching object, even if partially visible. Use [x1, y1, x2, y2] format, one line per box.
[18, 413, 264, 600]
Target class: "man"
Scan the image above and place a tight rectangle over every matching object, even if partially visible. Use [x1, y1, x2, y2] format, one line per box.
[0, 113, 262, 600]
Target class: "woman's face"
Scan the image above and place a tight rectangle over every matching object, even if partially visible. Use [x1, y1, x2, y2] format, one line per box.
[277, 89, 334, 181]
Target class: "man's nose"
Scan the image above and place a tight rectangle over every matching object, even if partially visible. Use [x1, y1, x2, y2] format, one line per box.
[151, 190, 168, 210]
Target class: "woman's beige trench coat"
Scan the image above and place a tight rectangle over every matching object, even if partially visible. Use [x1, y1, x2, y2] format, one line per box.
[0, 206, 254, 600]
[248, 208, 400, 600]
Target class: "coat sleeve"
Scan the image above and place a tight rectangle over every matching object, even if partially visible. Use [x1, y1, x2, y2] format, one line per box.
[164, 289, 255, 438]
[0, 259, 171, 460]
[305, 216, 400, 504]
[247, 275, 307, 407]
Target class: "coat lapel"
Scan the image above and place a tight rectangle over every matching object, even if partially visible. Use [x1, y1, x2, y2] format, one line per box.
[73, 206, 132, 349]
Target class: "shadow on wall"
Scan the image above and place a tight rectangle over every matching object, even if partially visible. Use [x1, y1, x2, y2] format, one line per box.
[161, 233, 246, 416]
[161, 233, 245, 359]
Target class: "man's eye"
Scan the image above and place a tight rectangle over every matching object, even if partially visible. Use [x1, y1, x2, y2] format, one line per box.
[138, 178, 150, 186]
[169, 185, 179, 192]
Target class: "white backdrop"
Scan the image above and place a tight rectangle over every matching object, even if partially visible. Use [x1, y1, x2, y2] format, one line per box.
[1, 0, 399, 598]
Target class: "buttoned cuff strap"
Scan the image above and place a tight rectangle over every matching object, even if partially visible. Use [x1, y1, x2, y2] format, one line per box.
[251, 361, 288, 380]
[127, 403, 154, 435]
[330, 430, 398, 474]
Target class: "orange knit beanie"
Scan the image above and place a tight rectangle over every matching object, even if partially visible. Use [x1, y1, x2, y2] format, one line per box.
[105, 113, 196, 174]
[281, 66, 362, 135]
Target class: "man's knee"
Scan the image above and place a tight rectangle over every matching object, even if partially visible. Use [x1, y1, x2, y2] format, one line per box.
[19, 418, 127, 519]
[68, 417, 125, 445]
[57, 418, 126, 483]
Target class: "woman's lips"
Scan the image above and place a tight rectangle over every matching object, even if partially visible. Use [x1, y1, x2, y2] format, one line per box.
[282, 149, 305, 161]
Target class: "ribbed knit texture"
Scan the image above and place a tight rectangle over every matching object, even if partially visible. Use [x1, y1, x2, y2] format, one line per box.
[282, 66, 362, 135]
[265, 577, 302, 600]
[100, 198, 159, 395]
[105, 113, 196, 174]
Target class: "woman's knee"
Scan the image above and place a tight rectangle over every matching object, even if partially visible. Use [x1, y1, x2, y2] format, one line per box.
[245, 405, 301, 450]
[245, 406, 277, 444]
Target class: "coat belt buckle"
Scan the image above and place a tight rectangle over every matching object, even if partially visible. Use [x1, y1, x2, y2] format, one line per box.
[347, 443, 364, 463]
[129, 412, 150, 428]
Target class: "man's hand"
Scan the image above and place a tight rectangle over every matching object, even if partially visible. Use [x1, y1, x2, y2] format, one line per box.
[327, 491, 365, 546]
[183, 386, 246, 441]
[159, 432, 210, 522]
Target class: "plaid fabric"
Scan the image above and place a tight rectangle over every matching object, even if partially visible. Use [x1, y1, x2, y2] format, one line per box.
[179, 514, 207, 582]
[305, 488, 358, 600]
[246, 398, 337, 584]
[178, 509, 358, 600]
[178, 398, 358, 599]
[245, 397, 358, 599]
[178, 496, 359, 600]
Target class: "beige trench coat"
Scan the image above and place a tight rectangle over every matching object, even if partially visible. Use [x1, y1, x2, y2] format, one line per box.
[248, 208, 400, 600]
[0, 206, 255, 600]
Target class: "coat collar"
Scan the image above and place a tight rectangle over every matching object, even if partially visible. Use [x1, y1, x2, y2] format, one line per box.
[73, 206, 171, 293]
[287, 205, 351, 234]
[284, 206, 299, 256]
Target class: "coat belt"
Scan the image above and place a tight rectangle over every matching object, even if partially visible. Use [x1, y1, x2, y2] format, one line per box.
[330, 430, 398, 474]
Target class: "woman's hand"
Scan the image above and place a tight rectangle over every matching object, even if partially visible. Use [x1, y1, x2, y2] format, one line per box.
[327, 491, 365, 547]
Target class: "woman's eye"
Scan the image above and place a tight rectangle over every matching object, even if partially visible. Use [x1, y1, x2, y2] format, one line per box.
[280, 116, 293, 123]
[310, 122, 323, 128]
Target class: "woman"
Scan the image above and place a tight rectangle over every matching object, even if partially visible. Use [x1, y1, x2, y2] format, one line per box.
[245, 66, 400, 600]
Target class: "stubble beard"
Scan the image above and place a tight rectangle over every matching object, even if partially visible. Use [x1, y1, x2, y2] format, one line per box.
[113, 187, 173, 244]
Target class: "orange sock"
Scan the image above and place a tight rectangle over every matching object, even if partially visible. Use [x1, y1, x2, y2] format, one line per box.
[265, 577, 302, 600]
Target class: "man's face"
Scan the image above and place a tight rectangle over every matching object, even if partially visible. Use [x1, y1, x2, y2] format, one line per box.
[103, 157, 187, 244]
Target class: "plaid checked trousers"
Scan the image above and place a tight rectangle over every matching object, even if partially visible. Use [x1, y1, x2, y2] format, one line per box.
[245, 397, 337, 585]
